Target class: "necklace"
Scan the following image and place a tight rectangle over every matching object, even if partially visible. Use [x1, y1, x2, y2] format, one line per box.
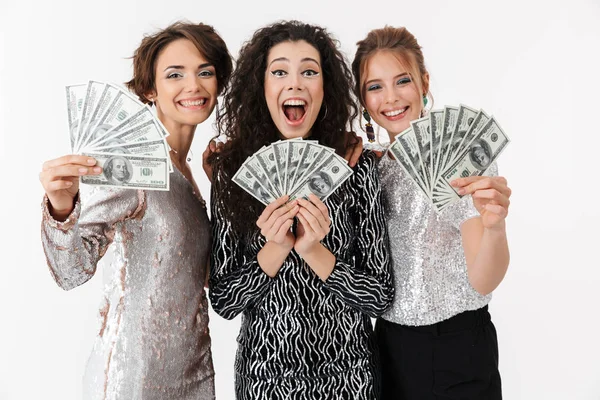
[170, 147, 194, 162]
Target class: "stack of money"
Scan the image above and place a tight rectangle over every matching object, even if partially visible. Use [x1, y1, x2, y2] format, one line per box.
[66, 80, 172, 191]
[233, 139, 353, 205]
[389, 104, 510, 212]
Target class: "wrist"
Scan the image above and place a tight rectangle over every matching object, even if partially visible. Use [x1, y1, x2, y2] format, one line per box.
[295, 241, 323, 258]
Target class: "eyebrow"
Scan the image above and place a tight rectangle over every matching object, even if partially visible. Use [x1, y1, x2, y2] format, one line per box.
[364, 72, 409, 87]
[163, 63, 214, 71]
[268, 57, 320, 67]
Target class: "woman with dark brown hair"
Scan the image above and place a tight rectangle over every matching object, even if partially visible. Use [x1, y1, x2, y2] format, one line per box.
[207, 20, 394, 399]
[38, 21, 232, 399]
[352, 26, 511, 400]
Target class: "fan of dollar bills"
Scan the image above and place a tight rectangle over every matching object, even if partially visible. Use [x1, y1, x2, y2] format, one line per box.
[66, 80, 172, 191]
[388, 104, 510, 212]
[233, 138, 354, 205]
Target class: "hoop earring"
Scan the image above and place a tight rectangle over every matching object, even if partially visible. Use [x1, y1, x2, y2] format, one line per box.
[362, 108, 375, 143]
[320, 104, 328, 121]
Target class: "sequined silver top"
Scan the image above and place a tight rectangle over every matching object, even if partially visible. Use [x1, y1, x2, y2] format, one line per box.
[378, 152, 496, 326]
[40, 169, 214, 400]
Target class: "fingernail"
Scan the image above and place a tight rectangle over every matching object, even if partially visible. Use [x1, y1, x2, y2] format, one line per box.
[78, 168, 87, 174]
[87, 159, 95, 164]
[65, 181, 73, 187]
[93, 167, 101, 173]
[457, 188, 465, 195]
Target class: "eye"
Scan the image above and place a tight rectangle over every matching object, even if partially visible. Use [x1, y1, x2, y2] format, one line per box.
[199, 69, 215, 77]
[367, 83, 382, 91]
[396, 77, 412, 85]
[302, 69, 319, 77]
[167, 72, 183, 79]
[270, 69, 287, 77]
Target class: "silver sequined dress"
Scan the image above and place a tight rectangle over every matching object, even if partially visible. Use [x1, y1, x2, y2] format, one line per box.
[41, 169, 214, 400]
[378, 152, 496, 326]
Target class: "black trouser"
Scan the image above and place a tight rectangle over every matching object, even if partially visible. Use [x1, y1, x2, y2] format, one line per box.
[375, 306, 501, 400]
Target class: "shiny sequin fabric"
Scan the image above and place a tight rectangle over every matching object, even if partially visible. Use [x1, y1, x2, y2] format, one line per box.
[210, 151, 394, 399]
[41, 169, 214, 400]
[377, 151, 496, 326]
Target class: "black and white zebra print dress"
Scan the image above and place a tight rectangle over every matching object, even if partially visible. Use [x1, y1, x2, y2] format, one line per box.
[210, 151, 394, 400]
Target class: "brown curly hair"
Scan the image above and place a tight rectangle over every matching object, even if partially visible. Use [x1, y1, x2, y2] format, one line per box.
[125, 21, 233, 103]
[209, 20, 358, 235]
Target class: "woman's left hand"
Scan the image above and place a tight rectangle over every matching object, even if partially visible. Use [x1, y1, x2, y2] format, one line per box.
[451, 176, 512, 230]
[294, 194, 331, 255]
[343, 133, 363, 167]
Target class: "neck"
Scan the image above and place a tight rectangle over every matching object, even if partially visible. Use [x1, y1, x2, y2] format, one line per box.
[157, 111, 197, 167]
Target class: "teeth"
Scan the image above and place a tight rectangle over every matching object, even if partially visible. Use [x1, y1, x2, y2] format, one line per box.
[384, 107, 407, 117]
[283, 99, 306, 106]
[180, 99, 206, 107]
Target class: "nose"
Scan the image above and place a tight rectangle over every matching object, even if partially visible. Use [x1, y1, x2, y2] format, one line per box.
[384, 88, 399, 104]
[185, 75, 201, 92]
[287, 73, 304, 91]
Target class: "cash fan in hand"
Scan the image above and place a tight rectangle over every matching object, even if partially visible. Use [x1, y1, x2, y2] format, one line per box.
[66, 80, 172, 191]
[388, 104, 510, 212]
[233, 138, 353, 205]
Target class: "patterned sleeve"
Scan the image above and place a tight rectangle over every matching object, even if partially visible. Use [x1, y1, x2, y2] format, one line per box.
[209, 173, 274, 320]
[323, 151, 394, 318]
[442, 162, 499, 229]
[40, 187, 144, 290]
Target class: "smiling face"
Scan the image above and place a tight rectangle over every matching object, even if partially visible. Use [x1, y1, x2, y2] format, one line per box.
[150, 38, 218, 129]
[264, 40, 324, 140]
[362, 50, 426, 139]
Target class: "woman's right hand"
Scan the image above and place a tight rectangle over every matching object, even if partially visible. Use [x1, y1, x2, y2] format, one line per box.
[39, 155, 102, 220]
[256, 195, 299, 250]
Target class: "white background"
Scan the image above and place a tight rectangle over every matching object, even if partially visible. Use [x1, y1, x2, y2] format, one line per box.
[1, 0, 599, 399]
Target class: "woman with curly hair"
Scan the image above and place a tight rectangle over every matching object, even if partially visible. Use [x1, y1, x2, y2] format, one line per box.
[38, 22, 232, 399]
[207, 20, 394, 399]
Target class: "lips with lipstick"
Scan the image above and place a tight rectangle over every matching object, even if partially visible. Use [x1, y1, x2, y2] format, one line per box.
[283, 99, 307, 124]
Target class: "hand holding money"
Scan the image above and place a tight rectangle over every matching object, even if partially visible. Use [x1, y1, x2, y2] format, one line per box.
[39, 155, 102, 220]
[256, 195, 299, 247]
[294, 194, 331, 255]
[451, 175, 512, 229]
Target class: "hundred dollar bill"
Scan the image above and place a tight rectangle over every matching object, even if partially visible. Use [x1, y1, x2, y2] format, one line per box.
[388, 140, 429, 195]
[429, 109, 443, 183]
[66, 83, 88, 152]
[254, 145, 283, 196]
[272, 141, 289, 193]
[244, 155, 279, 198]
[75, 81, 106, 152]
[289, 153, 353, 201]
[83, 88, 145, 148]
[285, 140, 308, 193]
[233, 163, 277, 205]
[443, 117, 509, 195]
[89, 119, 167, 148]
[438, 105, 459, 181]
[77, 83, 121, 151]
[396, 127, 430, 194]
[86, 105, 167, 150]
[81, 152, 169, 191]
[446, 105, 487, 166]
[92, 139, 169, 158]
[410, 116, 433, 193]
[289, 143, 334, 194]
